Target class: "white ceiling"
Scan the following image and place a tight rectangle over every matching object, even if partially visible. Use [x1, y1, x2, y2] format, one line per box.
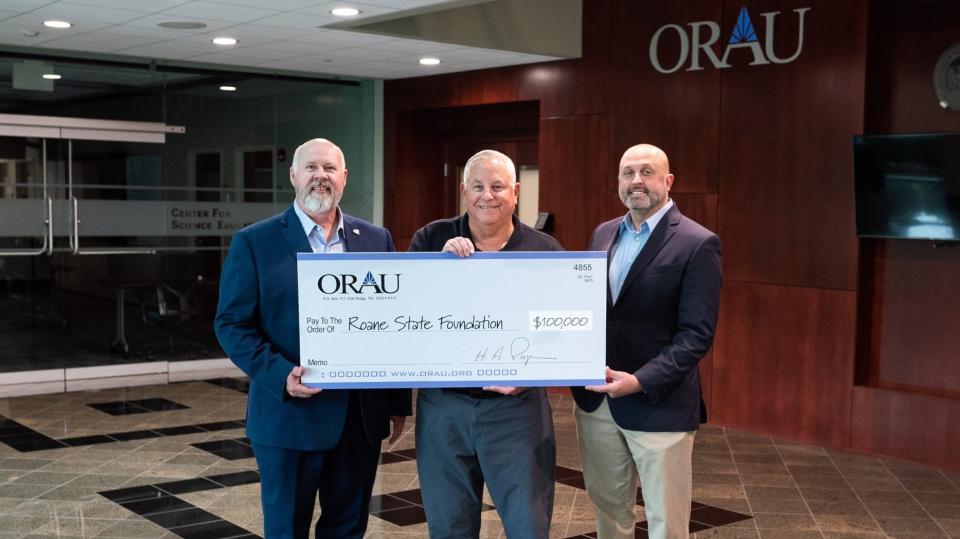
[0, 0, 562, 80]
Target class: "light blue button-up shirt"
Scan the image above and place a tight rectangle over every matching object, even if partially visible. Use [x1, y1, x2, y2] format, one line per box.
[608, 199, 674, 300]
[292, 202, 345, 253]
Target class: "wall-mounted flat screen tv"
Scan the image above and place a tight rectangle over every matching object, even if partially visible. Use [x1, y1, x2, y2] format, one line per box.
[853, 132, 960, 241]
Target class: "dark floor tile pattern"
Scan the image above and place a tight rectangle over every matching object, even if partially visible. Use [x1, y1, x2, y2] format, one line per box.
[207, 470, 262, 488]
[153, 424, 208, 436]
[0, 415, 68, 451]
[192, 437, 255, 460]
[204, 377, 251, 394]
[94, 446, 752, 537]
[87, 397, 190, 415]
[379, 446, 417, 464]
[557, 466, 751, 538]
[0, 413, 245, 452]
[23, 381, 956, 537]
[157, 477, 227, 496]
[99, 470, 262, 539]
[1, 382, 755, 537]
[369, 487, 496, 526]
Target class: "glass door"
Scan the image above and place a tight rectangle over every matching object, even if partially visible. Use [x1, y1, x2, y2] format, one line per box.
[0, 116, 213, 372]
[0, 134, 66, 371]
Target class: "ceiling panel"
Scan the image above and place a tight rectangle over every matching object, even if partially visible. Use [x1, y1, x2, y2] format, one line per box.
[291, 2, 399, 20]
[97, 14, 237, 34]
[1, 0, 65, 10]
[289, 30, 396, 49]
[204, 0, 320, 8]
[221, 24, 315, 40]
[158, 2, 281, 23]
[0, 0, 572, 80]
[244, 12, 336, 31]
[321, 47, 408, 61]
[29, 3, 149, 24]
[119, 42, 215, 60]
[64, 0, 193, 10]
[0, 13, 114, 35]
[177, 32, 279, 48]
[189, 47, 300, 63]
[37, 37, 141, 54]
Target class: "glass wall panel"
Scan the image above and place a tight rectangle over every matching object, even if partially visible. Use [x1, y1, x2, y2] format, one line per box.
[0, 54, 374, 375]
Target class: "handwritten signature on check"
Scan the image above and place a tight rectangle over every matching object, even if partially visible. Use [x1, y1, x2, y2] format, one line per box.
[472, 337, 557, 366]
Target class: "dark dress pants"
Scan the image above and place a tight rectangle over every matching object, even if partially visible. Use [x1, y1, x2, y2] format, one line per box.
[416, 388, 556, 538]
[252, 392, 381, 539]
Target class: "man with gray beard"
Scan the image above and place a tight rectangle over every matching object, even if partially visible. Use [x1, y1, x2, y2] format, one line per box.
[215, 138, 410, 539]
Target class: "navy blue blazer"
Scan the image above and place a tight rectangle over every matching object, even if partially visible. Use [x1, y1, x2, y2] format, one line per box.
[571, 204, 721, 432]
[215, 206, 412, 451]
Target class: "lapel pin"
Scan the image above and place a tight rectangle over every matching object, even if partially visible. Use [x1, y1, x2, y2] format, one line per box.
[352, 228, 360, 235]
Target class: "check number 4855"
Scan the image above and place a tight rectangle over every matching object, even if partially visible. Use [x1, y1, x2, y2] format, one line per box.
[572, 263, 592, 271]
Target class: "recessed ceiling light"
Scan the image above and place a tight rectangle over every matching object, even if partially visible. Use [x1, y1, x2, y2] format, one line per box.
[212, 36, 237, 46]
[42, 74, 61, 80]
[219, 85, 236, 92]
[158, 21, 207, 30]
[419, 57, 441, 66]
[331, 7, 361, 17]
[43, 20, 72, 29]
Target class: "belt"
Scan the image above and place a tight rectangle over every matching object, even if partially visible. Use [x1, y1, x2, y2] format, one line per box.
[444, 388, 506, 399]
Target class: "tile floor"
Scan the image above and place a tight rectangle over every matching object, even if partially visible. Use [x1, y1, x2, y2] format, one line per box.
[0, 378, 958, 538]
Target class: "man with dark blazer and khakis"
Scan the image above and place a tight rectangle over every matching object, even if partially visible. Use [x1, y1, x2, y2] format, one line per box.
[572, 144, 722, 539]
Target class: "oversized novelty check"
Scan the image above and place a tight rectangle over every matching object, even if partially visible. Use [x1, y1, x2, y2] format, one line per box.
[297, 251, 606, 389]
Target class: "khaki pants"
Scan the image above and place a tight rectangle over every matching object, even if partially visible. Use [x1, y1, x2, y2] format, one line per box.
[575, 398, 695, 539]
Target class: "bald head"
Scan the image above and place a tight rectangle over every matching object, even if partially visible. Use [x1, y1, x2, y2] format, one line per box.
[619, 144, 670, 175]
[291, 138, 345, 171]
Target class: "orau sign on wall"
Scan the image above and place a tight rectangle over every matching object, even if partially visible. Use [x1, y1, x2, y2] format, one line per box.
[649, 6, 812, 73]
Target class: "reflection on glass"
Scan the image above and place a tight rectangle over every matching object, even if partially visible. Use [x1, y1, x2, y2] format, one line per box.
[0, 54, 372, 375]
[243, 149, 273, 203]
[853, 133, 960, 241]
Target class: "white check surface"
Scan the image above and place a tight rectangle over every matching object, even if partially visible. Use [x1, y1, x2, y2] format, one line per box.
[297, 252, 606, 388]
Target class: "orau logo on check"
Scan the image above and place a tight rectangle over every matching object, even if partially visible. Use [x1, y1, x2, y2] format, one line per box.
[529, 311, 594, 331]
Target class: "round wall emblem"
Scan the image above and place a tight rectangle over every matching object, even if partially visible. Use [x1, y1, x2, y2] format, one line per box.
[934, 43, 960, 110]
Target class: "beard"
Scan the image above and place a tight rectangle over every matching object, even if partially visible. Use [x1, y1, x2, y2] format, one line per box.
[297, 181, 340, 214]
[619, 185, 664, 211]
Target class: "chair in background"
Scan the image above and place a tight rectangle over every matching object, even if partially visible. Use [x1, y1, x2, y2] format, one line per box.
[139, 262, 209, 359]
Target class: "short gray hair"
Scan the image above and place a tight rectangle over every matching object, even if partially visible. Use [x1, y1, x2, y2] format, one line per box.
[462, 149, 516, 185]
[291, 138, 345, 171]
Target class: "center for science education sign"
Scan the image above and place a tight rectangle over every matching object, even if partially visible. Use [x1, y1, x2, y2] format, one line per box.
[649, 6, 811, 74]
[165, 202, 276, 236]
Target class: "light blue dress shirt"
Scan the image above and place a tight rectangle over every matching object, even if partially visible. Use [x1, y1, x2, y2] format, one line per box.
[608, 200, 674, 300]
[292, 202, 345, 253]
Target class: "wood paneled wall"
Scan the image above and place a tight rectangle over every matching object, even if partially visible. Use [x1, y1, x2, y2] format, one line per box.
[850, 0, 960, 468]
[384, 0, 960, 471]
[710, 0, 866, 450]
